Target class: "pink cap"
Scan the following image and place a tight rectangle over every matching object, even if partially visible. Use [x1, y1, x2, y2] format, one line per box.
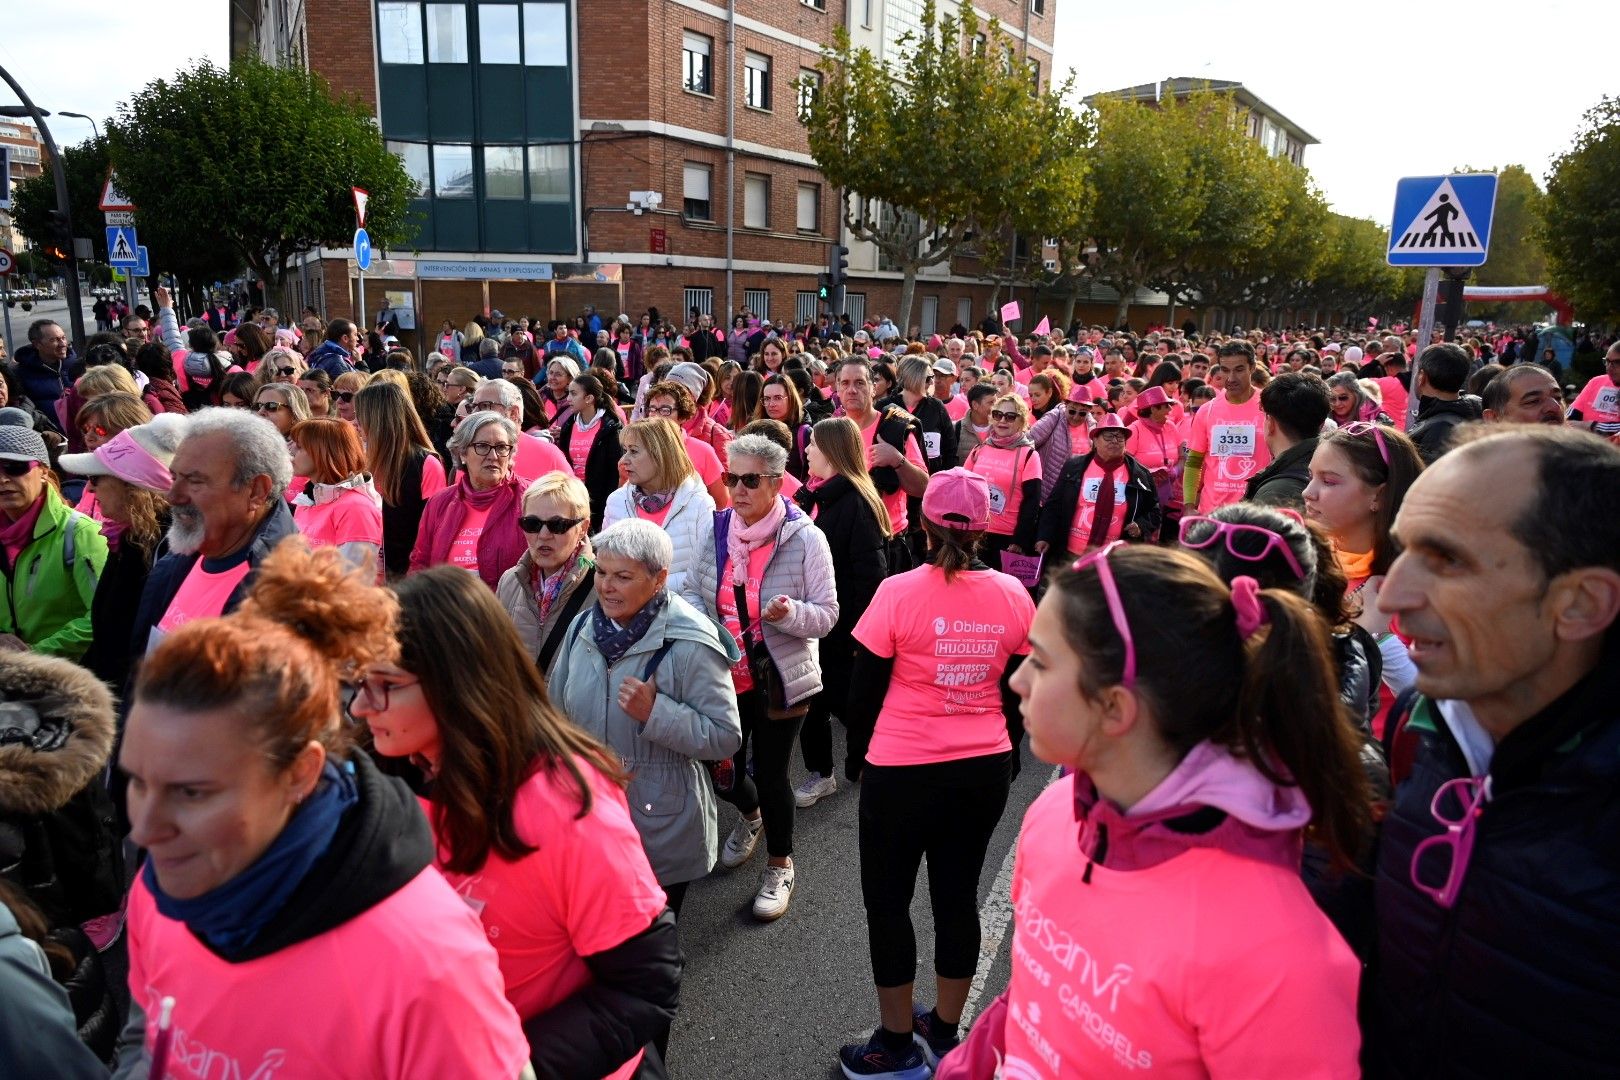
[57, 422, 178, 493]
[921, 467, 991, 531]
[1092, 412, 1128, 433]
[867, 346, 883, 359]
[926, 334, 943, 351]
[1133, 385, 1171, 413]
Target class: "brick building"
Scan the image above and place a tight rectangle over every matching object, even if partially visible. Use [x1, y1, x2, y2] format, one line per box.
[230, 0, 1058, 354]
[0, 119, 45, 254]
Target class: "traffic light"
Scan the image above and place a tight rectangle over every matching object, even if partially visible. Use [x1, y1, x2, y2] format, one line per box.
[40, 209, 73, 265]
[828, 244, 849, 315]
[817, 273, 831, 303]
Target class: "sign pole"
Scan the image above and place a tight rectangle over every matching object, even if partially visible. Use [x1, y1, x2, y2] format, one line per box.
[2, 282, 12, 355]
[357, 263, 366, 338]
[1408, 267, 1441, 430]
[1441, 269, 1470, 344]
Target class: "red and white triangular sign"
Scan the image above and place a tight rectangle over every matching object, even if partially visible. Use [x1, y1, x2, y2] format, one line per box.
[353, 187, 369, 228]
[99, 171, 134, 212]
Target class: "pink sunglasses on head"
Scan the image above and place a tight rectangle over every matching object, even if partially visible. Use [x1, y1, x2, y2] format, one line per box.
[1338, 421, 1391, 467]
[1071, 540, 1136, 688]
[1179, 516, 1307, 581]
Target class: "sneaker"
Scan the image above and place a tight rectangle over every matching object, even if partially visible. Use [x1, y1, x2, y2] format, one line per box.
[720, 815, 763, 868]
[794, 771, 837, 808]
[838, 1029, 931, 1080]
[752, 861, 795, 921]
[911, 1004, 960, 1068]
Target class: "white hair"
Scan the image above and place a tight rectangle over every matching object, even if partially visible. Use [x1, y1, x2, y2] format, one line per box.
[182, 406, 294, 499]
[447, 412, 519, 458]
[727, 433, 788, 475]
[471, 377, 522, 410]
[592, 518, 673, 574]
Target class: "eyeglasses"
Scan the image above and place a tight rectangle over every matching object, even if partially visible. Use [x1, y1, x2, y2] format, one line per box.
[335, 391, 357, 404]
[81, 424, 111, 440]
[647, 404, 678, 418]
[1064, 404, 1089, 416]
[1338, 421, 1391, 467]
[723, 471, 781, 489]
[989, 409, 1020, 422]
[0, 460, 36, 477]
[1071, 540, 1135, 689]
[253, 401, 283, 413]
[278, 366, 298, 377]
[470, 441, 515, 458]
[343, 672, 420, 714]
[1179, 516, 1307, 580]
[519, 514, 585, 534]
[1410, 775, 1491, 909]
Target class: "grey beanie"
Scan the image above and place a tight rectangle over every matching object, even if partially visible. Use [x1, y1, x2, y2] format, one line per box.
[667, 361, 711, 401]
[0, 423, 49, 464]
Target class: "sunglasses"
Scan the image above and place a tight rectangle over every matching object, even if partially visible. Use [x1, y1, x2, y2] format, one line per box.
[253, 401, 284, 413]
[1065, 404, 1090, 416]
[1338, 421, 1391, 467]
[1179, 516, 1307, 580]
[1071, 540, 1136, 689]
[519, 514, 585, 534]
[989, 409, 1020, 422]
[82, 424, 111, 440]
[335, 391, 357, 404]
[278, 366, 298, 376]
[723, 471, 780, 489]
[1410, 775, 1491, 909]
[0, 460, 36, 477]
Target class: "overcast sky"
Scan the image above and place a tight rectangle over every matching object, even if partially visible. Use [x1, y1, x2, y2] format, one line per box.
[4, 0, 1616, 226]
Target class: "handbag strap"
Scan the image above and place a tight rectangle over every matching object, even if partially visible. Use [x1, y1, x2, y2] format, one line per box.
[536, 568, 596, 673]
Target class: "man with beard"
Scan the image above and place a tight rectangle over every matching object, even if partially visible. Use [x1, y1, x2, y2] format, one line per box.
[130, 409, 300, 655]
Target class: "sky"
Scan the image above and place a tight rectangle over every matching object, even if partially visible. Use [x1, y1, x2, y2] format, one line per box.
[3, 0, 1616, 226]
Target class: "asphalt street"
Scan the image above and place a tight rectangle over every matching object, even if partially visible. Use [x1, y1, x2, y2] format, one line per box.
[666, 731, 1055, 1078]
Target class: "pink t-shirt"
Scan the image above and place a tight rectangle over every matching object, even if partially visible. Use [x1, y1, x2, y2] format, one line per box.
[684, 436, 724, 487]
[515, 434, 569, 486]
[296, 489, 383, 552]
[854, 565, 1035, 767]
[449, 504, 492, 573]
[861, 416, 927, 533]
[944, 394, 970, 422]
[155, 559, 253, 640]
[420, 456, 450, 501]
[126, 867, 530, 1079]
[717, 544, 775, 693]
[634, 499, 674, 527]
[437, 761, 666, 1080]
[1572, 374, 1620, 434]
[778, 471, 802, 500]
[1187, 393, 1270, 513]
[965, 443, 1041, 538]
[1126, 418, 1182, 473]
[998, 777, 1361, 1079]
[1068, 460, 1129, 554]
[568, 417, 603, 480]
[1376, 376, 1410, 430]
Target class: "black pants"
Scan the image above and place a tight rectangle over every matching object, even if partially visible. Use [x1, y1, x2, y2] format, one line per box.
[859, 752, 1013, 988]
[716, 689, 804, 859]
[800, 630, 856, 778]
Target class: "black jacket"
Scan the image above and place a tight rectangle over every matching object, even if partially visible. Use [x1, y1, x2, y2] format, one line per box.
[1407, 395, 1481, 464]
[381, 449, 447, 578]
[1036, 452, 1161, 556]
[908, 395, 958, 474]
[1243, 436, 1317, 509]
[1367, 636, 1620, 1077]
[864, 404, 926, 501]
[79, 521, 166, 693]
[556, 411, 623, 530]
[793, 474, 887, 639]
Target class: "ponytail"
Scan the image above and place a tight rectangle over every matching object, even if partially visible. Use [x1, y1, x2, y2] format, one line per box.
[923, 518, 982, 581]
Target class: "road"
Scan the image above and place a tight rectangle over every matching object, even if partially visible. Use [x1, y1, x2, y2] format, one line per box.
[0, 291, 128, 351]
[665, 735, 1054, 1078]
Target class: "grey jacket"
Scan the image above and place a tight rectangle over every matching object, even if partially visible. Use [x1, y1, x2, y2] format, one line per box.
[0, 902, 106, 1079]
[682, 500, 839, 707]
[495, 545, 597, 677]
[548, 592, 743, 886]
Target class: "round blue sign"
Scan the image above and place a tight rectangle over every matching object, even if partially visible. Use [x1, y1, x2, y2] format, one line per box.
[354, 228, 373, 271]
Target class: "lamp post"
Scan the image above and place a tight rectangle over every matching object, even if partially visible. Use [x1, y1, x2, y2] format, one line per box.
[57, 111, 100, 140]
[0, 86, 84, 349]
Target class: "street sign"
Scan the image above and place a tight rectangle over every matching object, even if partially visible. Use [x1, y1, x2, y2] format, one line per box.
[106, 225, 139, 266]
[99, 171, 135, 212]
[1387, 173, 1499, 267]
[0, 249, 13, 276]
[72, 238, 94, 261]
[353, 187, 369, 228]
[353, 227, 372, 271]
[103, 210, 134, 227]
[134, 246, 150, 278]
[0, 148, 10, 211]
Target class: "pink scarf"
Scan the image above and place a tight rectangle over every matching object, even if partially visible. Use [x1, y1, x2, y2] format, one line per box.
[727, 496, 787, 586]
[0, 494, 45, 566]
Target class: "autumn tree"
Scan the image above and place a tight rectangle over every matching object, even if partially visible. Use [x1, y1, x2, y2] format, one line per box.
[1538, 96, 1620, 320]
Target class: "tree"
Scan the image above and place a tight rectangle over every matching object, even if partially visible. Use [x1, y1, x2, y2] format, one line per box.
[1307, 215, 1404, 321]
[106, 59, 415, 290]
[1442, 164, 1547, 322]
[805, 1, 1081, 328]
[1538, 96, 1620, 320]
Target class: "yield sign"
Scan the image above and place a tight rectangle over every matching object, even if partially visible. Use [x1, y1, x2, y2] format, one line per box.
[100, 171, 135, 212]
[353, 187, 369, 228]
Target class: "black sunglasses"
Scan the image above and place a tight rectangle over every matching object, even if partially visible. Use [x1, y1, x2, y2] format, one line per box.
[335, 391, 357, 403]
[254, 401, 283, 413]
[723, 471, 781, 489]
[0, 460, 35, 477]
[519, 515, 585, 534]
[989, 409, 1020, 422]
[278, 366, 297, 376]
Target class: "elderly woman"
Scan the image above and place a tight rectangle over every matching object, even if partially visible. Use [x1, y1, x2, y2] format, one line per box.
[1036, 413, 1161, 559]
[410, 411, 528, 590]
[1327, 370, 1392, 427]
[549, 518, 743, 918]
[495, 473, 599, 675]
[683, 433, 837, 922]
[540, 357, 578, 426]
[256, 345, 306, 389]
[602, 417, 714, 594]
[0, 425, 109, 659]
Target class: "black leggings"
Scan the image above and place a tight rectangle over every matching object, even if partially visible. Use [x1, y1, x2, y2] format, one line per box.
[800, 630, 856, 778]
[859, 752, 1013, 988]
[716, 689, 804, 859]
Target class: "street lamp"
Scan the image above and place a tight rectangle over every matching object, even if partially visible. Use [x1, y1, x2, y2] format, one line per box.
[0, 89, 84, 348]
[56, 111, 100, 140]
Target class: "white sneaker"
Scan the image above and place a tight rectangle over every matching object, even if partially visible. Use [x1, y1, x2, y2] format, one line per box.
[752, 861, 795, 921]
[720, 815, 764, 868]
[794, 771, 837, 808]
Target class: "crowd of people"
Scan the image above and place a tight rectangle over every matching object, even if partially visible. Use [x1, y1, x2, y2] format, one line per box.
[0, 294, 1617, 1078]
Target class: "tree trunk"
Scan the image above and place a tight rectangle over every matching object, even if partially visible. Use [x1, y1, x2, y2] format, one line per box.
[897, 266, 918, 334]
[1115, 293, 1131, 329]
[1060, 286, 1078, 333]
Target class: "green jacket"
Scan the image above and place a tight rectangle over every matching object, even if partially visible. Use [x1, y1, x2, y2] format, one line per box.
[0, 490, 108, 659]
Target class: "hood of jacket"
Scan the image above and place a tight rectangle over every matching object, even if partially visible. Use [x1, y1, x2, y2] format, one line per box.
[0, 651, 116, 816]
[1074, 740, 1309, 874]
[619, 588, 741, 665]
[225, 752, 434, 963]
[13, 344, 72, 380]
[306, 339, 351, 365]
[1415, 394, 1481, 423]
[295, 472, 381, 509]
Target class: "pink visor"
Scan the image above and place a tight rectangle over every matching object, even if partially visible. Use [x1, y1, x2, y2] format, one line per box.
[59, 428, 174, 493]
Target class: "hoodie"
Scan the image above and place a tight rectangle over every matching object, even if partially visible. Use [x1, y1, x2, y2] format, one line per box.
[938, 743, 1360, 1080]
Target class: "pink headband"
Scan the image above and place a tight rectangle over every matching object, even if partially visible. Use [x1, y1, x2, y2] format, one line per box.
[96, 429, 174, 492]
[1231, 576, 1269, 638]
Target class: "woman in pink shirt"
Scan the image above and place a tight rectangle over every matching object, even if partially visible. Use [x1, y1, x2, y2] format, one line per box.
[555, 373, 623, 531]
[962, 393, 1041, 566]
[937, 545, 1368, 1080]
[290, 417, 383, 581]
[356, 567, 678, 1080]
[410, 412, 529, 590]
[116, 542, 530, 1078]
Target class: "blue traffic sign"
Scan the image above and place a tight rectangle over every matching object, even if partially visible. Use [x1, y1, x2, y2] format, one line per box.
[106, 225, 139, 266]
[353, 227, 372, 271]
[1387, 173, 1499, 267]
[134, 245, 150, 279]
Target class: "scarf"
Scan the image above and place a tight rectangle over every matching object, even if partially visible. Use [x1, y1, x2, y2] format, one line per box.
[427, 475, 523, 588]
[99, 518, 128, 553]
[144, 760, 357, 958]
[533, 540, 589, 619]
[591, 588, 667, 667]
[728, 498, 787, 586]
[1084, 456, 1127, 552]
[1337, 545, 1376, 584]
[0, 493, 46, 568]
[632, 486, 673, 514]
[986, 429, 1034, 451]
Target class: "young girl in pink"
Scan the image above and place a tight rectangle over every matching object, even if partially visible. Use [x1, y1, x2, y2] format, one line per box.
[938, 544, 1369, 1079]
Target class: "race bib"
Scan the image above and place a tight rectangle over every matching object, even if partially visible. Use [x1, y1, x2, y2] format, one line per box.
[924, 431, 942, 459]
[1210, 423, 1257, 457]
[987, 483, 1007, 515]
[1083, 477, 1127, 503]
[1595, 386, 1619, 418]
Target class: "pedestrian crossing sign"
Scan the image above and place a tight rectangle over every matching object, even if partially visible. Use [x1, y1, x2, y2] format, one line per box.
[106, 225, 139, 266]
[1387, 173, 1499, 267]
